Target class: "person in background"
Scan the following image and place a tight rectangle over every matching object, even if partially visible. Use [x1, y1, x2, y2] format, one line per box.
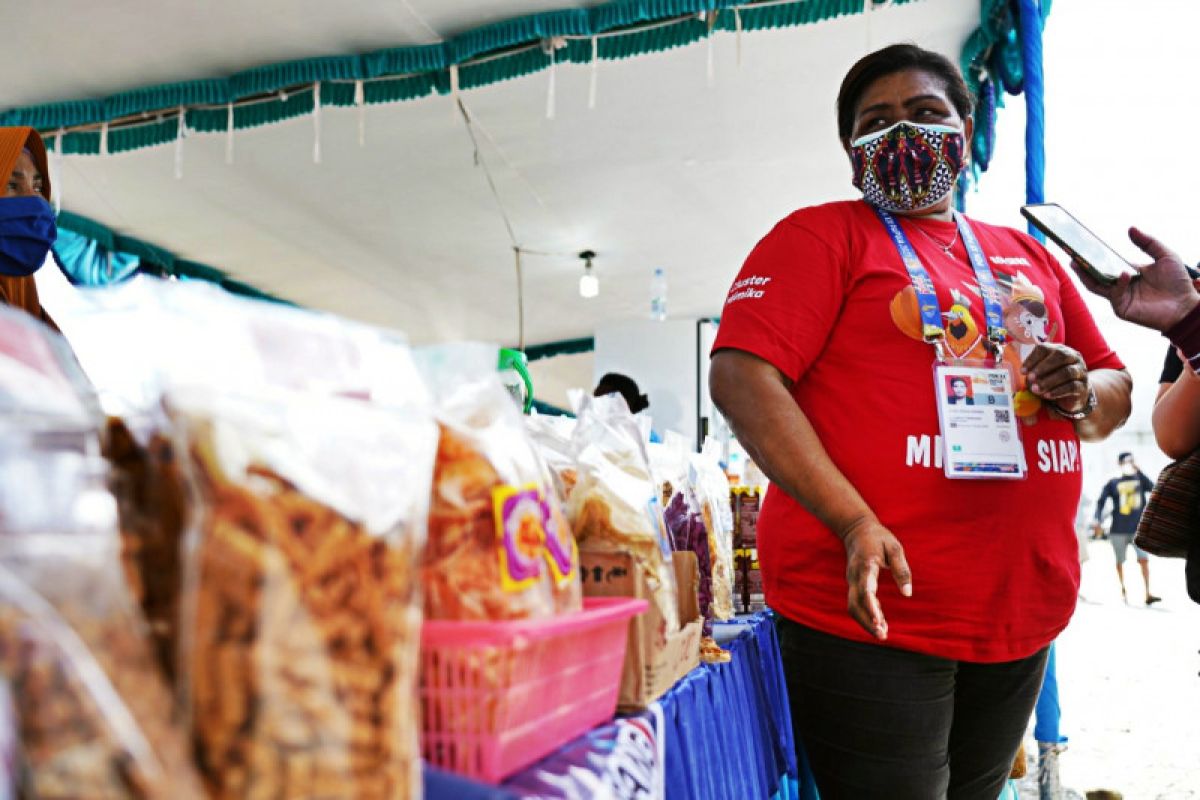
[0, 126, 57, 327]
[592, 372, 649, 414]
[1092, 453, 1159, 604]
[709, 43, 1130, 798]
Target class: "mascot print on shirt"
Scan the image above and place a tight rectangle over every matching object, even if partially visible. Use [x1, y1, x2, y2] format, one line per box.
[890, 271, 1057, 425]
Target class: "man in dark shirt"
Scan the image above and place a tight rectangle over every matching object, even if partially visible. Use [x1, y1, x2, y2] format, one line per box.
[1093, 453, 1160, 604]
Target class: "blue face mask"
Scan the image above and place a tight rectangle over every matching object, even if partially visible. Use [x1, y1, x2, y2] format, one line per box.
[0, 196, 56, 277]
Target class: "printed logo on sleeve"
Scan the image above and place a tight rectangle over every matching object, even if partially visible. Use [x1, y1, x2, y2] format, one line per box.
[726, 275, 772, 305]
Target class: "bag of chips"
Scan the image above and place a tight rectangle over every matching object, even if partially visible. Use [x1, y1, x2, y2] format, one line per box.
[0, 423, 204, 800]
[420, 345, 582, 620]
[567, 395, 679, 635]
[525, 413, 578, 501]
[687, 443, 735, 624]
[173, 385, 435, 800]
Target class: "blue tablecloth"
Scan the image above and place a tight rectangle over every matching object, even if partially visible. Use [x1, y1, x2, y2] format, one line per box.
[664, 612, 802, 799]
[425, 611, 816, 799]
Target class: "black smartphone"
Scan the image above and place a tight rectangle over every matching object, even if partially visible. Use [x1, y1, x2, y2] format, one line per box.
[1020, 203, 1132, 285]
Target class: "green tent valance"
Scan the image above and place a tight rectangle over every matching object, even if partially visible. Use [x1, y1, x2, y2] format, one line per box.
[7, 0, 936, 155]
[55, 210, 287, 304]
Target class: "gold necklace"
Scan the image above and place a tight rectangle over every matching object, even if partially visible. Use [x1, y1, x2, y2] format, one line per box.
[913, 222, 960, 256]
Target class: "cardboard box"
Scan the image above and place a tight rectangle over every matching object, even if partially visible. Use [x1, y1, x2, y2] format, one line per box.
[579, 550, 703, 711]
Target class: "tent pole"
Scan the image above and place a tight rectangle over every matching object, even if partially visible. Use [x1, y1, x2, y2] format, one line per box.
[1017, 0, 1047, 242]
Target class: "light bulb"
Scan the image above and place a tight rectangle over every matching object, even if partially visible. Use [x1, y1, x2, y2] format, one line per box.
[579, 272, 599, 298]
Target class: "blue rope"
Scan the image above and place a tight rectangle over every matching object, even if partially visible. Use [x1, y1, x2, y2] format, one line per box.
[1017, 0, 1047, 242]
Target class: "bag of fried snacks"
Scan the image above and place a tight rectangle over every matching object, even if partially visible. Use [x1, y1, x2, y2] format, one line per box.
[525, 413, 578, 501]
[419, 344, 582, 620]
[687, 443, 735, 624]
[567, 394, 679, 634]
[0, 509, 204, 798]
[54, 278, 431, 687]
[69, 279, 438, 800]
[172, 388, 436, 800]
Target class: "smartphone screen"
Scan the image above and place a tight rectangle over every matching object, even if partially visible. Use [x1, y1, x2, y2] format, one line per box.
[1020, 203, 1131, 283]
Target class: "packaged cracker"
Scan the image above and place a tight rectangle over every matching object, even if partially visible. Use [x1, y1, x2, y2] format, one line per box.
[57, 278, 430, 689]
[567, 395, 679, 636]
[175, 390, 436, 800]
[0, 449, 203, 800]
[525, 413, 578, 501]
[687, 443, 735, 624]
[77, 279, 441, 800]
[421, 345, 581, 621]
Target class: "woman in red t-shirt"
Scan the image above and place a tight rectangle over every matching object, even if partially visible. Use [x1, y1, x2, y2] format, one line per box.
[710, 44, 1131, 798]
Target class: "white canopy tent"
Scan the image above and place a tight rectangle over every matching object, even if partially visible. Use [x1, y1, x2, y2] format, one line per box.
[13, 0, 990, 405]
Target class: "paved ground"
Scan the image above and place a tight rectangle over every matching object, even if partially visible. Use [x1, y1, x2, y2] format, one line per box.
[1012, 541, 1200, 800]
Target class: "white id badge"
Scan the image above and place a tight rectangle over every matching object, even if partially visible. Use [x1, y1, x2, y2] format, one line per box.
[933, 362, 1027, 480]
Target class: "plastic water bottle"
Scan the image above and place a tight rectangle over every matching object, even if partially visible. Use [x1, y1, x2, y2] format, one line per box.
[650, 267, 668, 321]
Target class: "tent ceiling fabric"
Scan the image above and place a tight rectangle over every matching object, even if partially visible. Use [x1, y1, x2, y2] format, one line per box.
[18, 0, 979, 365]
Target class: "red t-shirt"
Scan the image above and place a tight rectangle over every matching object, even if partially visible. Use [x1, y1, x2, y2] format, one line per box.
[713, 200, 1124, 662]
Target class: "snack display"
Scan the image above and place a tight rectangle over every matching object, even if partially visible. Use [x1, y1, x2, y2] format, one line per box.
[732, 487, 766, 614]
[688, 448, 735, 623]
[421, 349, 581, 622]
[567, 395, 679, 636]
[176, 393, 436, 800]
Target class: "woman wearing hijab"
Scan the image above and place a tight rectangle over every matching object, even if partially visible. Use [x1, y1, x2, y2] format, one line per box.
[0, 126, 58, 326]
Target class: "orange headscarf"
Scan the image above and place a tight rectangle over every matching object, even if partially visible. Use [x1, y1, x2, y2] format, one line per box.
[0, 126, 56, 326]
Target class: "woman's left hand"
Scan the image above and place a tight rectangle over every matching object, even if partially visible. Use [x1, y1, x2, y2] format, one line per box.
[1022, 343, 1090, 413]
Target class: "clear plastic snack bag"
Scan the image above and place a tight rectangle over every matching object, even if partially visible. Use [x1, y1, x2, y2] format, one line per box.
[525, 413, 578, 501]
[0, 428, 203, 799]
[174, 389, 436, 800]
[567, 394, 679, 635]
[419, 344, 582, 621]
[687, 441, 735, 624]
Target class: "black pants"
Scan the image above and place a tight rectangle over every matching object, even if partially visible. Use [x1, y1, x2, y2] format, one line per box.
[777, 617, 1048, 800]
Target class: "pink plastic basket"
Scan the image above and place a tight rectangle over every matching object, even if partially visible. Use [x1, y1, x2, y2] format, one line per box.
[420, 596, 647, 783]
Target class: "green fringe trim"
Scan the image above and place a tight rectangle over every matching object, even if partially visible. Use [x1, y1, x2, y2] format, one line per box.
[10, 1, 1025, 159]
[525, 336, 595, 361]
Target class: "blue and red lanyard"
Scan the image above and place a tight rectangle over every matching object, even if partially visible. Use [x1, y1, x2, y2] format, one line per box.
[874, 207, 1008, 359]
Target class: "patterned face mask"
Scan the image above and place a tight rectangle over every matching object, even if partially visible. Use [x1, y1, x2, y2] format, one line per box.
[850, 121, 966, 213]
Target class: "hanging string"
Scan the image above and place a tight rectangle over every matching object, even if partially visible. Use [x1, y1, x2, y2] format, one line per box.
[354, 79, 366, 147]
[514, 247, 525, 350]
[225, 101, 235, 164]
[734, 8, 743, 68]
[449, 64, 461, 121]
[99, 121, 109, 156]
[312, 82, 322, 164]
[588, 36, 599, 110]
[52, 130, 64, 214]
[455, 98, 525, 348]
[706, 11, 718, 86]
[545, 39, 559, 120]
[174, 106, 186, 180]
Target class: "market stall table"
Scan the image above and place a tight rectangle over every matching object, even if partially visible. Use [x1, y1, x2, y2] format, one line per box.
[424, 611, 816, 799]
